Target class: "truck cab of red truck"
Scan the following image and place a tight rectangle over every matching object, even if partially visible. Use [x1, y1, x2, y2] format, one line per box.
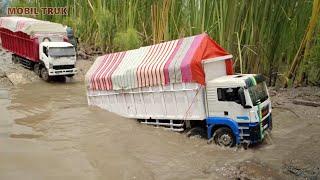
[37, 41, 77, 80]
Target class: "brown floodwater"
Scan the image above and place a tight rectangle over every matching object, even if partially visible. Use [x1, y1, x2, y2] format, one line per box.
[1, 81, 319, 179]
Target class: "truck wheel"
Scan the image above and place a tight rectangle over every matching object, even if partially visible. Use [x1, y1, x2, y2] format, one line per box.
[213, 127, 235, 147]
[186, 127, 206, 139]
[40, 68, 50, 81]
[12, 55, 18, 64]
[34, 64, 40, 76]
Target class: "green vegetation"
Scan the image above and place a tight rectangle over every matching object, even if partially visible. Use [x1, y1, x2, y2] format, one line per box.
[11, 0, 320, 86]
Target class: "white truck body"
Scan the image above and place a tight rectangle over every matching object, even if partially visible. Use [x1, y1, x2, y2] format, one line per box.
[87, 58, 229, 120]
[88, 82, 206, 120]
[86, 34, 272, 146]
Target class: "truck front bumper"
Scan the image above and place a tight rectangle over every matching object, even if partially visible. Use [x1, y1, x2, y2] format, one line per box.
[49, 68, 77, 76]
[238, 113, 272, 144]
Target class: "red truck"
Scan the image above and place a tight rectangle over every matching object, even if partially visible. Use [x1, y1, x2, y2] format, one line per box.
[0, 16, 77, 81]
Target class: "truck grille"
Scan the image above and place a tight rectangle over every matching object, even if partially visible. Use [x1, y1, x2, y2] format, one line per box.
[53, 65, 75, 70]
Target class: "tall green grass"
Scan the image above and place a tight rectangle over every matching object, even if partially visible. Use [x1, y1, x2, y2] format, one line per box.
[10, 0, 320, 86]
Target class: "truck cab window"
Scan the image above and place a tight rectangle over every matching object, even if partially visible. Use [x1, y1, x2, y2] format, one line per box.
[217, 87, 241, 104]
[43, 47, 48, 57]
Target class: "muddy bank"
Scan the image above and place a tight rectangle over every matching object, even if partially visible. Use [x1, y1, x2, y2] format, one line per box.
[0, 48, 40, 87]
[0, 48, 320, 179]
[269, 87, 320, 179]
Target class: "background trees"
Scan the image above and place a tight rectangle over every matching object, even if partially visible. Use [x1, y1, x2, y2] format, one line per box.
[12, 0, 320, 86]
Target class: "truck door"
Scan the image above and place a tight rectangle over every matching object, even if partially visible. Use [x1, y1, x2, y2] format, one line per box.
[41, 46, 48, 59]
[40, 46, 50, 68]
[208, 87, 250, 122]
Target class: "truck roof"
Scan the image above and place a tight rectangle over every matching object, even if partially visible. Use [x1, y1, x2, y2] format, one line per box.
[208, 74, 256, 87]
[41, 41, 74, 48]
[0, 16, 66, 36]
[86, 33, 232, 91]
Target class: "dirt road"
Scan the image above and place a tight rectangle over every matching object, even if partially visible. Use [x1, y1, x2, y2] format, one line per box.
[0, 48, 319, 179]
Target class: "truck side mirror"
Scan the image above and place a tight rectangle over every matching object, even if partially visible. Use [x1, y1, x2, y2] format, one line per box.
[43, 46, 48, 57]
[239, 88, 251, 109]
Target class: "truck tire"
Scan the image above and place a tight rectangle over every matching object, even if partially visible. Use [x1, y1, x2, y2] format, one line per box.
[213, 127, 235, 147]
[40, 68, 50, 82]
[34, 64, 40, 76]
[186, 127, 206, 139]
[12, 55, 18, 64]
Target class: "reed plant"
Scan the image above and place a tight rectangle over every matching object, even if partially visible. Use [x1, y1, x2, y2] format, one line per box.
[10, 0, 320, 86]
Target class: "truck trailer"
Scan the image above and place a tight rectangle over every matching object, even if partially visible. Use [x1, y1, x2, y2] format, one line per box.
[85, 33, 272, 147]
[0, 16, 77, 81]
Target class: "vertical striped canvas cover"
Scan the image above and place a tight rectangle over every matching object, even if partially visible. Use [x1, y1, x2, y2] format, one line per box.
[86, 33, 233, 91]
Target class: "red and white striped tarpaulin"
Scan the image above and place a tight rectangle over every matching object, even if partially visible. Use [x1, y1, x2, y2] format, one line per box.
[86, 33, 233, 91]
[0, 16, 66, 36]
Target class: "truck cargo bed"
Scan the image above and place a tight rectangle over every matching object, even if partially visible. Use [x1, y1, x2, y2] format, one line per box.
[86, 33, 233, 121]
[0, 28, 39, 61]
[87, 82, 206, 120]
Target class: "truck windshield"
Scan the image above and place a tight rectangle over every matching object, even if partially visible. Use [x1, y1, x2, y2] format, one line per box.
[49, 47, 75, 57]
[248, 82, 268, 106]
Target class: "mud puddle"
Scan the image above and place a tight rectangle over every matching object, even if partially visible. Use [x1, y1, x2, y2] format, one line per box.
[0, 81, 320, 179]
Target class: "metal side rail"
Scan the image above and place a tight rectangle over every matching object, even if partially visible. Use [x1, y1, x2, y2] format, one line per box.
[140, 119, 185, 132]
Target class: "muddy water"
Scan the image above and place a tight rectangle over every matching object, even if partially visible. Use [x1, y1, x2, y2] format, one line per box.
[1, 82, 320, 179]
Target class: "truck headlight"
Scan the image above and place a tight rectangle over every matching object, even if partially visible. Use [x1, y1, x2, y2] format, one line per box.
[49, 63, 53, 68]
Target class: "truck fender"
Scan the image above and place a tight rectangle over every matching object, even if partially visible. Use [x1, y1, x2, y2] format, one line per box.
[206, 117, 240, 144]
[42, 37, 51, 42]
